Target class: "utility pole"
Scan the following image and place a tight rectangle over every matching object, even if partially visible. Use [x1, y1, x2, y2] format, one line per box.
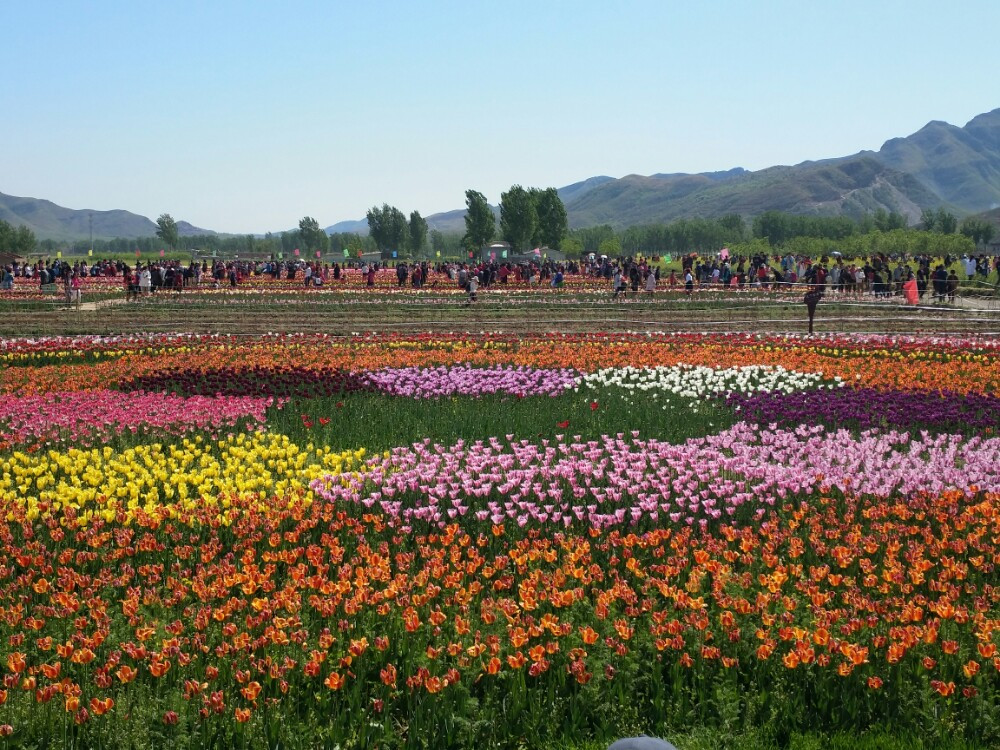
[89, 213, 93, 258]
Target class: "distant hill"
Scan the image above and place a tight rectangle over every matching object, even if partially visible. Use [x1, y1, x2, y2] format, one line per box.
[970, 206, 1000, 232]
[324, 218, 369, 234]
[177, 221, 216, 237]
[6, 106, 1000, 239]
[564, 157, 938, 229]
[322, 107, 1000, 234]
[556, 176, 616, 204]
[870, 109, 1000, 214]
[0, 192, 158, 241]
[0, 192, 214, 241]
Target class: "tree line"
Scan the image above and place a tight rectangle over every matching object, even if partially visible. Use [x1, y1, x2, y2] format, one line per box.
[561, 209, 993, 259]
[0, 220, 36, 257]
[3, 197, 996, 262]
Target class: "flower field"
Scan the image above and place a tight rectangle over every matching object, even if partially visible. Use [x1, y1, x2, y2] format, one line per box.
[0, 331, 998, 749]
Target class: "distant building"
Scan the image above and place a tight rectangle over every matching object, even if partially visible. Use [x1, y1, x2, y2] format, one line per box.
[480, 242, 568, 264]
[480, 242, 511, 262]
[0, 252, 24, 267]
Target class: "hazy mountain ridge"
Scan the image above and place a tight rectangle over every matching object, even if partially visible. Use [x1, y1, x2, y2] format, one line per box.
[0, 192, 215, 242]
[4, 107, 999, 240]
[871, 108, 1000, 213]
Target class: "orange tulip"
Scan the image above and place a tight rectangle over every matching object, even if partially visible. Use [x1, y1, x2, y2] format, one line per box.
[324, 672, 344, 690]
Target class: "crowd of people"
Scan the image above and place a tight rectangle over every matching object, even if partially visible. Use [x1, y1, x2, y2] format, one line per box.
[1, 251, 997, 307]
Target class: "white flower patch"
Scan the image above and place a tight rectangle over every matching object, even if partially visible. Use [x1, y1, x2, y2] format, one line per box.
[579, 363, 842, 405]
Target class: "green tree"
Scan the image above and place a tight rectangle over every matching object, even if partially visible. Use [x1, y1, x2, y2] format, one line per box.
[155, 213, 179, 250]
[297, 217, 328, 255]
[936, 208, 957, 234]
[560, 236, 584, 257]
[408, 211, 428, 256]
[500, 185, 537, 253]
[718, 213, 748, 243]
[281, 230, 301, 256]
[752, 211, 791, 245]
[598, 236, 622, 257]
[430, 230, 446, 256]
[960, 217, 996, 247]
[13, 224, 37, 255]
[0, 220, 35, 256]
[366, 204, 408, 256]
[572, 225, 616, 253]
[919, 208, 937, 232]
[983, 223, 996, 247]
[463, 190, 495, 252]
[530, 187, 568, 250]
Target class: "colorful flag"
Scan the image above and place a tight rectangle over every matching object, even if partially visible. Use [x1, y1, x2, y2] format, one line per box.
[435, 251, 441, 258]
[294, 248, 300, 257]
[87, 249, 93, 257]
[343, 249, 349, 258]
[315, 251, 321, 258]
[392, 251, 397, 258]
[160, 249, 165, 257]
[278, 252, 283, 260]
[57, 251, 62, 259]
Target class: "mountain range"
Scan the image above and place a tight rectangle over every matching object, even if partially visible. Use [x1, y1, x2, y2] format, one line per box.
[0, 193, 213, 242]
[4, 108, 1000, 241]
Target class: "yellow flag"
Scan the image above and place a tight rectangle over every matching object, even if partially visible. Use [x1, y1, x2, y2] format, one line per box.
[436, 251, 441, 258]
[57, 251, 62, 259]
[88, 249, 93, 257]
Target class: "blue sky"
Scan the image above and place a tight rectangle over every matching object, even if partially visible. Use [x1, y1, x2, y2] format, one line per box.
[3, 0, 998, 233]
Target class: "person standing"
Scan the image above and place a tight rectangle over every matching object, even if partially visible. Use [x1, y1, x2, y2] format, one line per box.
[804, 276, 824, 334]
[468, 273, 479, 302]
[947, 270, 959, 303]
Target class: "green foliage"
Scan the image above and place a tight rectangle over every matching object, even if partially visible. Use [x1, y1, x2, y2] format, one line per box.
[936, 207, 958, 234]
[297, 216, 328, 255]
[561, 236, 584, 257]
[273, 387, 732, 455]
[752, 211, 857, 245]
[463, 190, 495, 252]
[408, 210, 428, 255]
[0, 219, 36, 255]
[531, 187, 569, 250]
[571, 225, 616, 254]
[154, 213, 179, 250]
[960, 217, 996, 246]
[598, 236, 622, 257]
[500, 185, 538, 252]
[366, 204, 409, 254]
[858, 209, 907, 233]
